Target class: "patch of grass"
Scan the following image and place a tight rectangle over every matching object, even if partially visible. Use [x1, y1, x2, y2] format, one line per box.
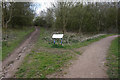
[1, 27, 35, 60]
[35, 28, 49, 48]
[63, 34, 111, 49]
[74, 51, 81, 55]
[106, 37, 119, 78]
[35, 27, 112, 49]
[15, 51, 74, 78]
[51, 44, 64, 48]
[15, 27, 115, 78]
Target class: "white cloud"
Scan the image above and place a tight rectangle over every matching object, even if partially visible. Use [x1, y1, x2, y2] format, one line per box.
[34, 0, 119, 15]
[33, 0, 55, 2]
[34, 0, 56, 15]
[36, 2, 52, 14]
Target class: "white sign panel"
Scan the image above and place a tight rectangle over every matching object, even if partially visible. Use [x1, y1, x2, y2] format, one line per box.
[52, 34, 63, 38]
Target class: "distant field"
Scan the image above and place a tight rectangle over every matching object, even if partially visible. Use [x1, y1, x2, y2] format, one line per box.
[15, 27, 113, 78]
[106, 37, 119, 78]
[2, 27, 34, 60]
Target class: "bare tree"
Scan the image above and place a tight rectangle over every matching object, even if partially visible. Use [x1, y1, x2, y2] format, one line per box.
[2, 2, 14, 29]
[2, 1, 14, 46]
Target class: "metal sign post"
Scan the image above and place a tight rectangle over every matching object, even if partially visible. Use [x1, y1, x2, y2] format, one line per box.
[54, 39, 55, 44]
[61, 38, 62, 45]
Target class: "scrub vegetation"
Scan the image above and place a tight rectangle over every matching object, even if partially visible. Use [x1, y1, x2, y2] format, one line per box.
[15, 51, 75, 78]
[32, 28, 112, 49]
[2, 2, 35, 60]
[2, 1, 119, 78]
[2, 27, 34, 60]
[106, 37, 119, 78]
[15, 27, 112, 78]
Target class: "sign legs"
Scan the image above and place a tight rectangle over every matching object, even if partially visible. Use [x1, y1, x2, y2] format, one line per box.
[61, 38, 62, 45]
[54, 39, 55, 45]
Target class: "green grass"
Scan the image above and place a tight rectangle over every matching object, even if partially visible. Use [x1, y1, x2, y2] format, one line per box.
[15, 51, 74, 78]
[15, 27, 115, 78]
[106, 37, 119, 78]
[64, 34, 112, 49]
[35, 28, 112, 49]
[2, 27, 35, 60]
[73, 50, 81, 55]
[51, 44, 64, 48]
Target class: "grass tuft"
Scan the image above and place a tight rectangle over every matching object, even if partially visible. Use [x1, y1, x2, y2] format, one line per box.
[14, 27, 115, 78]
[51, 44, 64, 48]
[15, 51, 74, 78]
[106, 37, 119, 78]
[2, 27, 34, 60]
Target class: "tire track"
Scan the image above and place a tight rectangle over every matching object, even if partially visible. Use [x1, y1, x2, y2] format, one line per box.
[1, 27, 40, 78]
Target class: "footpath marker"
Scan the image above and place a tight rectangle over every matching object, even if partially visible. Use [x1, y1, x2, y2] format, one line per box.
[52, 34, 63, 45]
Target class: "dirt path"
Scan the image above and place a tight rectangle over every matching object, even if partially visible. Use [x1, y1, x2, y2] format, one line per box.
[48, 35, 118, 78]
[1, 27, 40, 78]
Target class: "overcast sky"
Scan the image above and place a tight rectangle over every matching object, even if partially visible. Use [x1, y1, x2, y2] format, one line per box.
[33, 0, 119, 15]
[2, 0, 119, 15]
[35, 2, 53, 15]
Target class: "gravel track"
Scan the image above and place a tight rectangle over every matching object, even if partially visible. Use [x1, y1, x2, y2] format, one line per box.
[1, 27, 40, 78]
[48, 35, 118, 78]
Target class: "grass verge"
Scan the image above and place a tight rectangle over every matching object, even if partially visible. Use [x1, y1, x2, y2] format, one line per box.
[15, 51, 74, 78]
[63, 34, 112, 49]
[2, 27, 35, 60]
[106, 37, 119, 78]
[35, 28, 112, 49]
[15, 27, 115, 78]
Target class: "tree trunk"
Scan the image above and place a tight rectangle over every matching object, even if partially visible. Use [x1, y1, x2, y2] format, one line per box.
[2, 1, 5, 28]
[63, 14, 66, 33]
[2, 2, 13, 47]
[63, 21, 66, 33]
